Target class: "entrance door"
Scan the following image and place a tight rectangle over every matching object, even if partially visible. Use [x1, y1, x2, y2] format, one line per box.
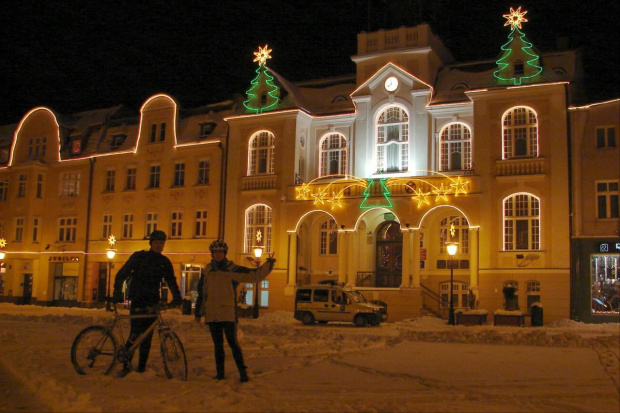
[375, 221, 402, 287]
[22, 274, 33, 305]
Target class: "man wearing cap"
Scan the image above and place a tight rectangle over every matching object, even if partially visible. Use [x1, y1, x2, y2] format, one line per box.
[195, 239, 275, 382]
[113, 230, 182, 377]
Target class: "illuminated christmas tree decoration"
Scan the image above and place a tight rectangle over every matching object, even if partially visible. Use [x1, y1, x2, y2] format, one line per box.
[503, 6, 528, 30]
[494, 7, 542, 86]
[360, 178, 393, 209]
[243, 45, 280, 113]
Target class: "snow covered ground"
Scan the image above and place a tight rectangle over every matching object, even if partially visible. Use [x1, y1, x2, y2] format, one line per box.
[0, 303, 618, 412]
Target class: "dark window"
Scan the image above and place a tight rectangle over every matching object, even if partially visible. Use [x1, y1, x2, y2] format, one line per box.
[313, 289, 329, 303]
[295, 289, 311, 303]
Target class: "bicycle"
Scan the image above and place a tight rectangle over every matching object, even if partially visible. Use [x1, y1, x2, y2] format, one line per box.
[70, 304, 188, 380]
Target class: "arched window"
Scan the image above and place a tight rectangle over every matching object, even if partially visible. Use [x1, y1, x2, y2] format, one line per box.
[439, 123, 472, 171]
[503, 193, 540, 250]
[439, 215, 469, 254]
[245, 204, 272, 253]
[319, 218, 338, 255]
[502, 106, 538, 159]
[319, 133, 347, 177]
[247, 131, 275, 175]
[376, 106, 409, 173]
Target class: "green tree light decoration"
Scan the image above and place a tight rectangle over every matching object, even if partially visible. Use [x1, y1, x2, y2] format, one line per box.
[494, 7, 542, 85]
[243, 44, 280, 113]
[360, 178, 393, 209]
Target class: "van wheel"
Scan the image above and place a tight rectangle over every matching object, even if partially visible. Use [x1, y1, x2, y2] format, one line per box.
[354, 315, 368, 327]
[301, 312, 315, 325]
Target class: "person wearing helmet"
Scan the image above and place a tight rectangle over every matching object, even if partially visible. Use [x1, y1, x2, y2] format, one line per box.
[112, 230, 182, 377]
[195, 239, 275, 383]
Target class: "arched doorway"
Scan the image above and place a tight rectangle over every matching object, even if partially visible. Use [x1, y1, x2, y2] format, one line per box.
[375, 220, 402, 287]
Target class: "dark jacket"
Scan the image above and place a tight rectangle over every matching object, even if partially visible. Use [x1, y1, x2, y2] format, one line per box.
[194, 258, 275, 322]
[113, 250, 182, 307]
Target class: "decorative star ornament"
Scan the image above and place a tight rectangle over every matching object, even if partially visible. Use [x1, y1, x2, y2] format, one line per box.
[0, 238, 6, 248]
[449, 177, 470, 196]
[503, 6, 528, 30]
[412, 189, 431, 208]
[450, 223, 456, 238]
[295, 183, 311, 200]
[107, 235, 116, 247]
[256, 230, 262, 243]
[327, 191, 343, 210]
[253, 44, 272, 66]
[432, 183, 450, 202]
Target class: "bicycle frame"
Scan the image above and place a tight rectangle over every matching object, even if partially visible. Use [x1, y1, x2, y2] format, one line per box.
[111, 306, 169, 359]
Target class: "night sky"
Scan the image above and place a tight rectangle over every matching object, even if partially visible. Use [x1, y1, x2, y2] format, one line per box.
[0, 0, 617, 125]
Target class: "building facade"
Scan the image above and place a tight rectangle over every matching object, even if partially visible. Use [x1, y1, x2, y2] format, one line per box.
[0, 18, 618, 323]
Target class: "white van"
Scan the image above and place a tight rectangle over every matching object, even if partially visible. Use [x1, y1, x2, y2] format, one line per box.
[294, 281, 387, 326]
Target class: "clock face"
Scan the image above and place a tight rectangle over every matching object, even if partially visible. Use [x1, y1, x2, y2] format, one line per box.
[385, 76, 399, 92]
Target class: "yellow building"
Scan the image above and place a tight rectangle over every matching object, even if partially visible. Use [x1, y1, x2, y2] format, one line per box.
[0, 17, 617, 324]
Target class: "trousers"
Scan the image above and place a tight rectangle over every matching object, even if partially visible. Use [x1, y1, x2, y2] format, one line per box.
[208, 321, 246, 377]
[126, 307, 157, 370]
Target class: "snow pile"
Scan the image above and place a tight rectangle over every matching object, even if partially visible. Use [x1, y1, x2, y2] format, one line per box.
[0, 303, 618, 412]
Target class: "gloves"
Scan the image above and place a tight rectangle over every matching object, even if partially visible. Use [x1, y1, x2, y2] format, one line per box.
[169, 297, 183, 308]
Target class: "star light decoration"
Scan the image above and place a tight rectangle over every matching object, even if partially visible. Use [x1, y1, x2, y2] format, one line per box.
[253, 44, 272, 66]
[0, 238, 6, 248]
[107, 235, 116, 247]
[294, 173, 471, 210]
[503, 6, 528, 30]
[256, 230, 262, 244]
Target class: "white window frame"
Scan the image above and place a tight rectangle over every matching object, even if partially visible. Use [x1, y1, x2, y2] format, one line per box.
[145, 212, 158, 238]
[503, 193, 540, 251]
[439, 122, 472, 171]
[32, 216, 41, 243]
[502, 106, 538, 159]
[319, 133, 347, 177]
[376, 106, 409, 173]
[149, 165, 161, 189]
[173, 162, 185, 187]
[125, 167, 137, 190]
[319, 218, 338, 255]
[197, 160, 210, 185]
[247, 131, 275, 175]
[60, 172, 80, 197]
[439, 215, 469, 254]
[102, 214, 113, 239]
[245, 204, 272, 253]
[105, 169, 115, 192]
[15, 217, 24, 242]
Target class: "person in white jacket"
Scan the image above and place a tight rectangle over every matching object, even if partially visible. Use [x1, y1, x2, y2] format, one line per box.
[194, 239, 275, 382]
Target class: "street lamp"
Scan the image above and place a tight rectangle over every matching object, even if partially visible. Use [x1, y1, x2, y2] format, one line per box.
[105, 247, 117, 311]
[252, 247, 263, 319]
[446, 242, 458, 325]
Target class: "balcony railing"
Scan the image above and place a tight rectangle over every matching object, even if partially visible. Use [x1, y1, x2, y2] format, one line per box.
[496, 157, 546, 177]
[241, 175, 278, 191]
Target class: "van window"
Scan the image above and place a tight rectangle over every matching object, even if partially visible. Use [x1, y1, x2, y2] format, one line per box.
[314, 289, 329, 302]
[296, 289, 312, 302]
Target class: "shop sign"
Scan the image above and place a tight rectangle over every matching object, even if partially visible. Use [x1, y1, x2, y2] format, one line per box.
[49, 256, 80, 262]
[597, 242, 620, 253]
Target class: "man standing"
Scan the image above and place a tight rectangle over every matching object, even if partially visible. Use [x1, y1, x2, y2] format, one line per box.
[195, 239, 275, 382]
[113, 230, 182, 377]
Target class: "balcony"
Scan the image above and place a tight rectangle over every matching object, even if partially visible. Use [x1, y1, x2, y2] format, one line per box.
[241, 175, 278, 191]
[496, 157, 546, 177]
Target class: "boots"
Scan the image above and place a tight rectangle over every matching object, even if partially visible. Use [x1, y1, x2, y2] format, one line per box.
[239, 367, 249, 383]
[214, 358, 225, 380]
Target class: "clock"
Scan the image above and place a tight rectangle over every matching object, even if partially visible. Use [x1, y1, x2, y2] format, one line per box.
[385, 76, 399, 92]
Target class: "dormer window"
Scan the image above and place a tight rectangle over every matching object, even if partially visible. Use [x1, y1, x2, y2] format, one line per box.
[111, 134, 126, 149]
[71, 139, 82, 155]
[199, 122, 217, 139]
[514, 59, 524, 76]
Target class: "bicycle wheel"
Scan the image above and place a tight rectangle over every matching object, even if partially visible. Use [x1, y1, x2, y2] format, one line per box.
[71, 325, 118, 375]
[160, 330, 188, 380]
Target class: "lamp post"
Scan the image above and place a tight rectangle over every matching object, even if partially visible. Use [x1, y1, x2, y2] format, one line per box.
[252, 247, 263, 319]
[105, 235, 117, 311]
[105, 248, 116, 311]
[446, 242, 458, 325]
